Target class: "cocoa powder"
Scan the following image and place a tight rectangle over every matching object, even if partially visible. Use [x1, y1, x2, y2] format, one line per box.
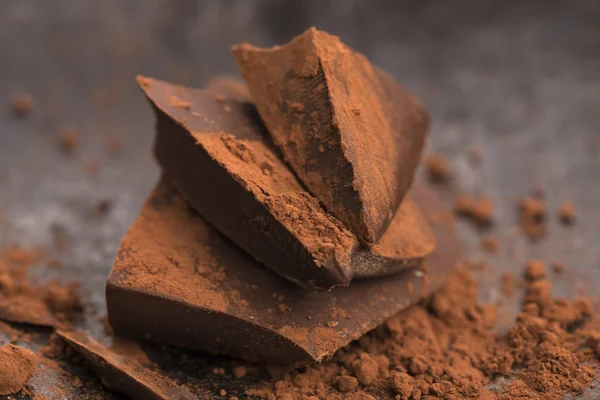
[0, 344, 38, 395]
[243, 266, 599, 399]
[0, 246, 84, 327]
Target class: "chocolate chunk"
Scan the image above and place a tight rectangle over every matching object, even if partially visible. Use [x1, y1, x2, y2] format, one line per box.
[232, 28, 429, 244]
[57, 330, 196, 400]
[140, 76, 434, 289]
[106, 179, 457, 365]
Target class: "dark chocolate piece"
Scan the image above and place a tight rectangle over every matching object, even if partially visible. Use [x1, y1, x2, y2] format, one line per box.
[139, 76, 434, 290]
[106, 179, 457, 365]
[57, 330, 196, 400]
[233, 28, 429, 244]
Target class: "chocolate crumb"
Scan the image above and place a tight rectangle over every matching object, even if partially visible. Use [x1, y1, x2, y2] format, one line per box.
[424, 153, 451, 183]
[558, 201, 575, 225]
[524, 260, 547, 281]
[454, 193, 494, 227]
[170, 96, 191, 110]
[11, 92, 34, 118]
[518, 196, 547, 240]
[59, 127, 79, 154]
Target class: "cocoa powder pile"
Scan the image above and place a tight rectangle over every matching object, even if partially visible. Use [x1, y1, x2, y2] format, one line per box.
[241, 265, 599, 400]
[0, 344, 38, 395]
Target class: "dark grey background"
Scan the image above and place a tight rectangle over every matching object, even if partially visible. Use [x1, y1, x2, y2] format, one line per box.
[0, 0, 599, 398]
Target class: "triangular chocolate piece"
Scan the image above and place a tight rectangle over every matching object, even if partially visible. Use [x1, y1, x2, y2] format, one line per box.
[233, 28, 429, 244]
[139, 76, 434, 290]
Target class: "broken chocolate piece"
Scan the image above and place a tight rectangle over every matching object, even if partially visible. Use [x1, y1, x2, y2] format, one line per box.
[139, 76, 434, 289]
[106, 179, 457, 365]
[57, 330, 196, 400]
[233, 28, 429, 244]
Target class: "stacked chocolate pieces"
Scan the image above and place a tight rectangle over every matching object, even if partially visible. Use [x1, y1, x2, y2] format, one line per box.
[106, 28, 459, 365]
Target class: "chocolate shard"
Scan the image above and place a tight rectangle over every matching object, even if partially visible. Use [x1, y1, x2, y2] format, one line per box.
[106, 179, 457, 365]
[139, 76, 434, 289]
[232, 28, 429, 245]
[57, 330, 196, 400]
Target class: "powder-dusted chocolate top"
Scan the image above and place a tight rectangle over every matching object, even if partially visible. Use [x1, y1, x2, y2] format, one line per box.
[233, 27, 429, 245]
[107, 179, 456, 365]
[138, 76, 435, 289]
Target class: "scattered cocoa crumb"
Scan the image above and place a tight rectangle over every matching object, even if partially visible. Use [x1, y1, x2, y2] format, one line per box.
[170, 96, 191, 110]
[0, 344, 38, 395]
[558, 201, 575, 225]
[480, 235, 499, 253]
[551, 261, 565, 274]
[58, 127, 79, 154]
[11, 92, 34, 118]
[454, 193, 494, 227]
[424, 153, 451, 183]
[524, 260, 547, 281]
[518, 196, 547, 240]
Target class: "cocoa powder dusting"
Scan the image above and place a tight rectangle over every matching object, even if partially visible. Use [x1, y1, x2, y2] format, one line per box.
[245, 266, 600, 399]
